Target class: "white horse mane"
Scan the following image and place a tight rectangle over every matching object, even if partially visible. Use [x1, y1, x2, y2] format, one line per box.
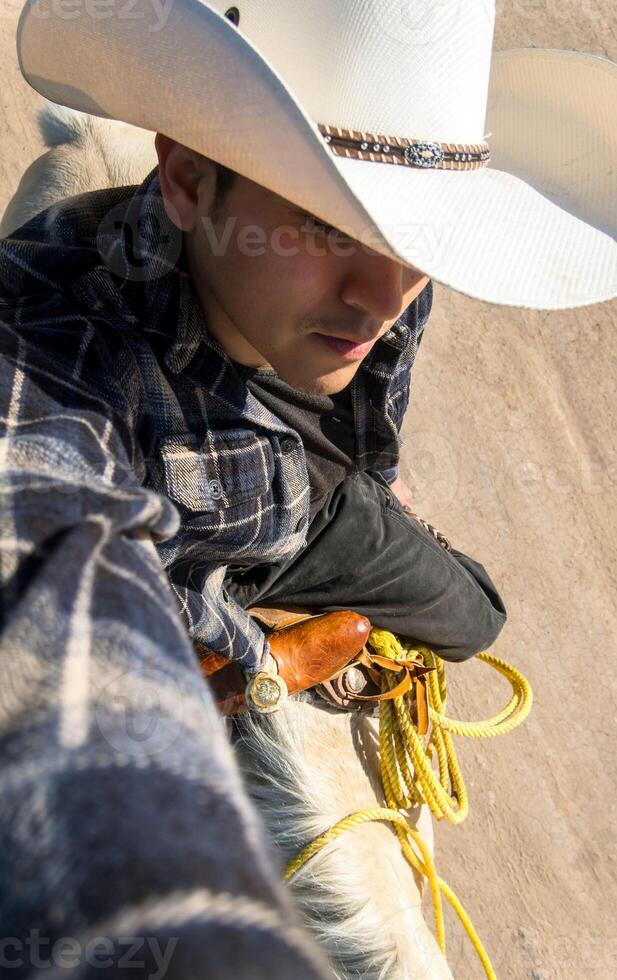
[234, 696, 452, 979]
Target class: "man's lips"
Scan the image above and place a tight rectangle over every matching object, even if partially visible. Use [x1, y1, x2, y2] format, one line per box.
[316, 333, 376, 360]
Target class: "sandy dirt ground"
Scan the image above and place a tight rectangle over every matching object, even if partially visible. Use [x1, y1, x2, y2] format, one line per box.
[1, 1, 615, 977]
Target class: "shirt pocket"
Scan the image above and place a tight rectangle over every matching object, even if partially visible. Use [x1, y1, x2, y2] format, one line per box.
[158, 429, 275, 514]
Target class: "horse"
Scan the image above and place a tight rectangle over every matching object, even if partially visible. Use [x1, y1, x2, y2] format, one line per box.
[1, 103, 453, 979]
[0, 103, 158, 237]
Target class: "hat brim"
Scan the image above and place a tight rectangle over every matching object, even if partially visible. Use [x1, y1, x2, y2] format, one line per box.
[17, 0, 617, 309]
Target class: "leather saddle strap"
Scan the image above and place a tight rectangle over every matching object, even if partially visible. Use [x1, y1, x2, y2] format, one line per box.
[248, 606, 315, 631]
[323, 651, 434, 733]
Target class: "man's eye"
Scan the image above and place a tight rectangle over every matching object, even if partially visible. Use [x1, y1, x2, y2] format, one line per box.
[303, 214, 338, 235]
[302, 215, 355, 245]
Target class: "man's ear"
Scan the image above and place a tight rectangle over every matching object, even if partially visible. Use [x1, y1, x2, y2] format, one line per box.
[155, 133, 216, 232]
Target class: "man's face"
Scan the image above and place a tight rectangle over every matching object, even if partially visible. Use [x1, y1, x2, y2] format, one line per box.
[184, 167, 430, 396]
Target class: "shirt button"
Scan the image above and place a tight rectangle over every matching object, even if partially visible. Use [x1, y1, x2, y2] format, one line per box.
[281, 437, 295, 454]
[209, 479, 223, 499]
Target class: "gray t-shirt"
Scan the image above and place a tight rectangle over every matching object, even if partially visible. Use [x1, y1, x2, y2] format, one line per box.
[233, 363, 356, 520]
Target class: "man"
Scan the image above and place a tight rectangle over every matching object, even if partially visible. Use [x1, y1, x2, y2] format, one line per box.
[0, 114, 507, 980]
[2, 1, 615, 977]
[155, 131, 508, 663]
[0, 146, 506, 975]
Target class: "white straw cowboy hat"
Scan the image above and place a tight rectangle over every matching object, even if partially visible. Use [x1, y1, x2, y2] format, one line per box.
[16, 0, 617, 309]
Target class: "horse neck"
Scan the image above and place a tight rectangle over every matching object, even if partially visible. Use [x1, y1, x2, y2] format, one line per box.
[234, 697, 452, 980]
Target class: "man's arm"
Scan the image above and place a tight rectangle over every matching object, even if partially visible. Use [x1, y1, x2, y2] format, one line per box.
[0, 324, 329, 978]
[374, 468, 507, 660]
[366, 281, 505, 659]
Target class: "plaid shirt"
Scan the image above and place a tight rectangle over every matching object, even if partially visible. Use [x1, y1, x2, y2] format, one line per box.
[0, 166, 431, 671]
[0, 167, 429, 972]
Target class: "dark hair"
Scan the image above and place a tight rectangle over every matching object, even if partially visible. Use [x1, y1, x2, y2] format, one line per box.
[212, 161, 236, 216]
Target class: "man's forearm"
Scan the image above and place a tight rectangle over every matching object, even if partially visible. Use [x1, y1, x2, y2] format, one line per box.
[378, 471, 506, 659]
[0, 334, 329, 980]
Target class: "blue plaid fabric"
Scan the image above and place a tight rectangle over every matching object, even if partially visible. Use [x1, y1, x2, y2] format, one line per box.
[0, 166, 430, 974]
[0, 166, 432, 672]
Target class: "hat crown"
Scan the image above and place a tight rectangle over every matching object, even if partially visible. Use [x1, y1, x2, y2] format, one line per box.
[213, 0, 496, 142]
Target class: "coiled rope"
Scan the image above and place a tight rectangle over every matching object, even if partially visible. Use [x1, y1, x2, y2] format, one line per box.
[285, 629, 533, 979]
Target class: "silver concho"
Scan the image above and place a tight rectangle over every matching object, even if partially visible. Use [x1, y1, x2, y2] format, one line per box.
[245, 671, 288, 714]
[404, 142, 445, 168]
[343, 666, 368, 695]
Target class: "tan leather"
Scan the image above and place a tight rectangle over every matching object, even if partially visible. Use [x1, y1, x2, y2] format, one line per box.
[247, 605, 314, 631]
[197, 606, 317, 676]
[268, 610, 371, 693]
[316, 651, 434, 731]
[198, 609, 371, 716]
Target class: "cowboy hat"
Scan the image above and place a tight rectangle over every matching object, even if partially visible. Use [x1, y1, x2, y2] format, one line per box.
[15, 0, 617, 309]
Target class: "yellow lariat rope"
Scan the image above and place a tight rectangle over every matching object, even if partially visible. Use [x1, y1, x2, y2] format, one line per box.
[285, 629, 533, 979]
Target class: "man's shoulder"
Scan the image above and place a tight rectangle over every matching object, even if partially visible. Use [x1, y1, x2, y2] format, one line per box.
[0, 166, 169, 327]
[0, 196, 130, 345]
[2, 184, 134, 258]
[0, 167, 160, 289]
[0, 170, 169, 422]
[3, 163, 161, 245]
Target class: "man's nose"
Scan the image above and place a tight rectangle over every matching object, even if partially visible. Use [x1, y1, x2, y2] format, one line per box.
[340, 250, 420, 323]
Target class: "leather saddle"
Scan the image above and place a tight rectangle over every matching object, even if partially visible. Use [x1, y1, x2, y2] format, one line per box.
[197, 505, 448, 718]
[197, 605, 432, 729]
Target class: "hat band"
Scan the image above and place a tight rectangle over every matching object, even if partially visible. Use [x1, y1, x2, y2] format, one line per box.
[318, 124, 490, 170]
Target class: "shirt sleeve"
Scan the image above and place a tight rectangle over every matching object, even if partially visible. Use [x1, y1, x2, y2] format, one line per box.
[0, 321, 329, 978]
[379, 279, 433, 485]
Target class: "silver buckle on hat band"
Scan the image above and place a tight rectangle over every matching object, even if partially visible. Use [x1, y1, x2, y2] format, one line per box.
[319, 124, 490, 170]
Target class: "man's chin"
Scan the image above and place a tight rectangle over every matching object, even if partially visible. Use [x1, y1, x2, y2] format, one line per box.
[264, 332, 365, 394]
[281, 367, 356, 397]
